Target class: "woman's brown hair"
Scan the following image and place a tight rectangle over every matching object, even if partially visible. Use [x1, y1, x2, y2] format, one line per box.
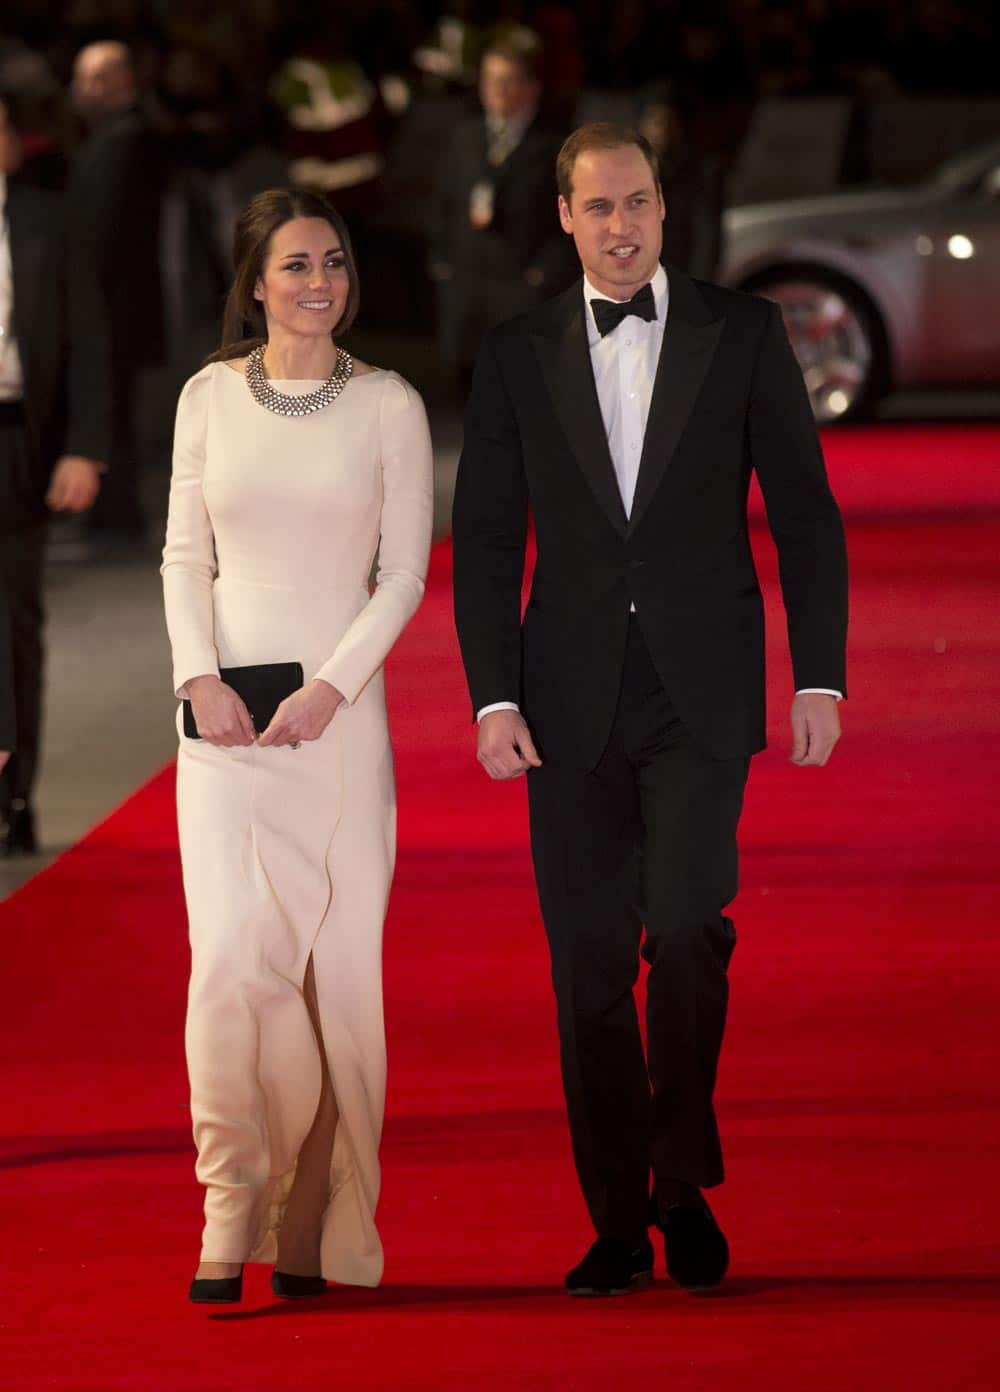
[205, 188, 360, 364]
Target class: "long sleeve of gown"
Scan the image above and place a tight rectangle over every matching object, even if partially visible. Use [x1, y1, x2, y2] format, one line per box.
[315, 376, 433, 703]
[161, 369, 221, 699]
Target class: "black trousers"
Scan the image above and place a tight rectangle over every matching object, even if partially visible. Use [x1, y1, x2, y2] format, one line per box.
[0, 409, 46, 809]
[527, 617, 750, 1239]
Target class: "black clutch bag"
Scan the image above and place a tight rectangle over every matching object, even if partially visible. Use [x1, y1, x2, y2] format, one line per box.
[182, 662, 304, 739]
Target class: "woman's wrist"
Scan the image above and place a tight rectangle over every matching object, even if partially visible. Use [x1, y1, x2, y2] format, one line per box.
[186, 674, 221, 695]
[312, 678, 345, 706]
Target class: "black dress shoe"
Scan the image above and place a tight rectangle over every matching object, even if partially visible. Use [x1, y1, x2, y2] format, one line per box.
[272, 1270, 327, 1299]
[1, 801, 37, 856]
[662, 1196, 729, 1290]
[189, 1270, 243, 1304]
[565, 1235, 654, 1297]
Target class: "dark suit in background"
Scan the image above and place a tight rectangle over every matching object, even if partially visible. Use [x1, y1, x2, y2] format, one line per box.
[453, 267, 847, 1241]
[0, 579, 14, 756]
[429, 114, 575, 393]
[67, 103, 163, 538]
[1, 178, 109, 826]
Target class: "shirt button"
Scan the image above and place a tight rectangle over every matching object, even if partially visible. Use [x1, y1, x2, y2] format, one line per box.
[630, 442, 638, 451]
[625, 339, 632, 346]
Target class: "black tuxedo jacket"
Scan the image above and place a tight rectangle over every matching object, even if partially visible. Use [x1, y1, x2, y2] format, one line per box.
[429, 114, 574, 292]
[453, 268, 848, 767]
[6, 179, 110, 509]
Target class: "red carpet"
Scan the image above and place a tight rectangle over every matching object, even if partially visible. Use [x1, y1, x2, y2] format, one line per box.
[3, 423, 1000, 1390]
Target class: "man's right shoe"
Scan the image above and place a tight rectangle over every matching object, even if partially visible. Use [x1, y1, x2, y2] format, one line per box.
[662, 1196, 729, 1290]
[565, 1235, 654, 1297]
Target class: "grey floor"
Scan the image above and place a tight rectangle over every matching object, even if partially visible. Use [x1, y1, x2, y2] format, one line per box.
[2, 377, 996, 902]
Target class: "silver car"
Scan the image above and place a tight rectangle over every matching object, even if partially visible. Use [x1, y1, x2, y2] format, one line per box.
[721, 140, 1000, 421]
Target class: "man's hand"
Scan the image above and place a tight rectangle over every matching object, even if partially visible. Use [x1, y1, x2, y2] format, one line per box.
[477, 709, 542, 780]
[257, 679, 344, 748]
[0, 750, 10, 773]
[790, 692, 841, 767]
[187, 675, 255, 747]
[46, 456, 102, 512]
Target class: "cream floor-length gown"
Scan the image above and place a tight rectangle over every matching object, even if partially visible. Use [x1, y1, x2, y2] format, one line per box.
[161, 361, 433, 1285]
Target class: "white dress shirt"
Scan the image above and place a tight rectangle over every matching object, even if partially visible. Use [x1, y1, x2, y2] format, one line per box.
[477, 266, 840, 719]
[0, 173, 26, 402]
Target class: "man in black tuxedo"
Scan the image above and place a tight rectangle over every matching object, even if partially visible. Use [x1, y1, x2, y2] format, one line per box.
[0, 86, 109, 854]
[453, 124, 847, 1296]
[429, 34, 574, 398]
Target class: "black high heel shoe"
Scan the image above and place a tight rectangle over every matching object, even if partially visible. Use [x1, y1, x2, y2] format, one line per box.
[189, 1269, 244, 1304]
[272, 1270, 327, 1299]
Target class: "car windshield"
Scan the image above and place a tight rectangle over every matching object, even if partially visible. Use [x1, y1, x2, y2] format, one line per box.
[924, 142, 1000, 194]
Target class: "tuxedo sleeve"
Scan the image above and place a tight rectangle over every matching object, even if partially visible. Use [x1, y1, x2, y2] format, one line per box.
[63, 196, 111, 465]
[452, 330, 528, 720]
[748, 301, 848, 697]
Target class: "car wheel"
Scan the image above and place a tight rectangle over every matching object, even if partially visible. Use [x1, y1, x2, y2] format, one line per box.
[744, 271, 887, 423]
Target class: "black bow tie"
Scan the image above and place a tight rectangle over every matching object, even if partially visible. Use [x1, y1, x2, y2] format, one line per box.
[590, 282, 657, 337]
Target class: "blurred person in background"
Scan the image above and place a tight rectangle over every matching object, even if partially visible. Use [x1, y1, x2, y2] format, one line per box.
[637, 86, 725, 282]
[158, 39, 286, 388]
[0, 39, 70, 189]
[428, 29, 574, 399]
[69, 38, 163, 545]
[0, 82, 110, 856]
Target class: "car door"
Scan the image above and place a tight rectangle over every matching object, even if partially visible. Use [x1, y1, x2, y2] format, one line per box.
[923, 160, 1000, 382]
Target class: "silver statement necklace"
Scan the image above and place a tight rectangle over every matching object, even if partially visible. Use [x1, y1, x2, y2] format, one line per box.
[245, 343, 353, 416]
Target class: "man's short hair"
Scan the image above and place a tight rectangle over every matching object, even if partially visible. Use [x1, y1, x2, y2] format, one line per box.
[481, 30, 543, 84]
[556, 122, 661, 204]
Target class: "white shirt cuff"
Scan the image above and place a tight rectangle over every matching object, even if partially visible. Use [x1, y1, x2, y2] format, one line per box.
[478, 692, 840, 723]
[477, 701, 520, 722]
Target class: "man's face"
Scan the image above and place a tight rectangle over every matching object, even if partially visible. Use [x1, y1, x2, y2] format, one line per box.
[558, 145, 665, 300]
[72, 45, 132, 121]
[479, 55, 538, 122]
[0, 102, 22, 176]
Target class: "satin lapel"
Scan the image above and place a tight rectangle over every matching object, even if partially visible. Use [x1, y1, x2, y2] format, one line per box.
[531, 287, 628, 537]
[628, 268, 725, 533]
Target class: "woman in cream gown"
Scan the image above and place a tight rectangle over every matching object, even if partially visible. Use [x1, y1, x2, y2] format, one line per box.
[162, 190, 433, 1302]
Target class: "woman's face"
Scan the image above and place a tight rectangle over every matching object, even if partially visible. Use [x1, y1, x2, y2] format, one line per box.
[253, 217, 349, 341]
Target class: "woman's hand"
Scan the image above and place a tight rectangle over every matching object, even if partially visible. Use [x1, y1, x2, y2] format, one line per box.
[257, 679, 344, 749]
[187, 674, 256, 747]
